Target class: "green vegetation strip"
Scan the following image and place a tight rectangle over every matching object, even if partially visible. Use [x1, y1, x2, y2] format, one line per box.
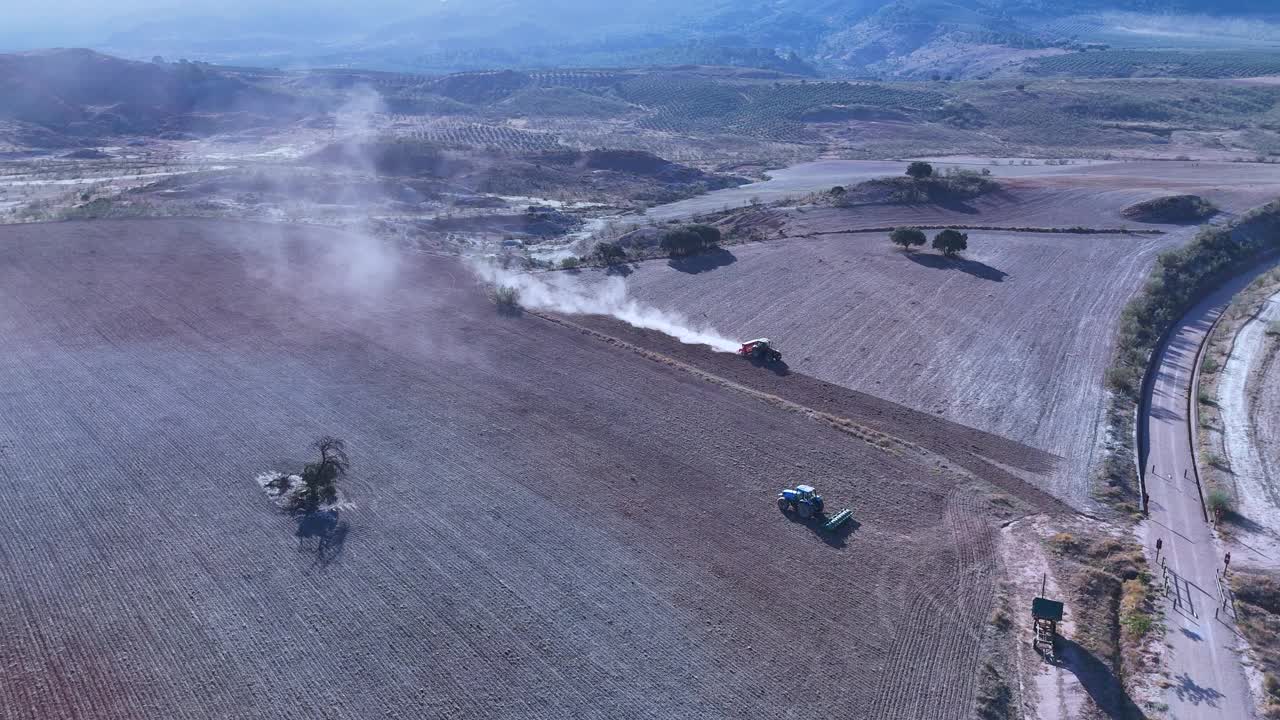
[1103, 201, 1280, 512]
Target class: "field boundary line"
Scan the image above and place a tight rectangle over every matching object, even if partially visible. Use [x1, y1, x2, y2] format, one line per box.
[791, 225, 1164, 238]
[537, 224, 1161, 274]
[527, 309, 934, 460]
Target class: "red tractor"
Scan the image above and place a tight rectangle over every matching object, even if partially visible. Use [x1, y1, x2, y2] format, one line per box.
[738, 338, 782, 363]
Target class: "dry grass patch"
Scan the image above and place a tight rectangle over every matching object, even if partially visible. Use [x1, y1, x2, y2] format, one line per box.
[1233, 571, 1280, 718]
[1045, 532, 1158, 696]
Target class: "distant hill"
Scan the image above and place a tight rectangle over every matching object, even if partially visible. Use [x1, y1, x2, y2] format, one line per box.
[9, 0, 1263, 79]
[0, 49, 303, 141]
[5, 2, 1280, 87]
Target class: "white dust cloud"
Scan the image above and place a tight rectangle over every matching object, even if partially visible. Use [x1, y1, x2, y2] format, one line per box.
[472, 262, 739, 353]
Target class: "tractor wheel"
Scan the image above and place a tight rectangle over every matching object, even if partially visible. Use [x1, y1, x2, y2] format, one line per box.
[797, 503, 813, 519]
[777, 497, 790, 513]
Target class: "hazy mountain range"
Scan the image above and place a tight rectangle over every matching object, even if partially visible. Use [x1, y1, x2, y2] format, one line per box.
[4, 0, 1279, 76]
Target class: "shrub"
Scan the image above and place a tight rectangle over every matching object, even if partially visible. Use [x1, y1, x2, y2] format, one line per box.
[1122, 195, 1219, 223]
[889, 227, 926, 251]
[659, 224, 721, 257]
[830, 185, 846, 196]
[1047, 532, 1082, 554]
[1120, 577, 1153, 638]
[494, 285, 520, 308]
[593, 242, 627, 265]
[906, 161, 934, 179]
[1206, 487, 1235, 519]
[1202, 355, 1220, 373]
[933, 229, 969, 256]
[559, 256, 580, 270]
[1122, 609, 1153, 637]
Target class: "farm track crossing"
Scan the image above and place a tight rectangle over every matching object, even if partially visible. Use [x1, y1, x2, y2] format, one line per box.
[0, 219, 1025, 719]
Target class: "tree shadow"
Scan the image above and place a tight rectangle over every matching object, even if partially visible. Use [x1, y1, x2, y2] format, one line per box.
[668, 247, 737, 274]
[1054, 638, 1148, 719]
[906, 251, 1008, 282]
[605, 263, 633, 276]
[781, 509, 860, 548]
[1223, 509, 1267, 534]
[295, 510, 350, 570]
[1170, 672, 1225, 708]
[930, 195, 981, 214]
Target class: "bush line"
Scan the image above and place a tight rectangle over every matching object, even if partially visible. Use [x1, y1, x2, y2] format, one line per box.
[1100, 201, 1280, 511]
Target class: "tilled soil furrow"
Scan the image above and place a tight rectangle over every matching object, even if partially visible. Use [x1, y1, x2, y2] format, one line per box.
[0, 219, 1011, 719]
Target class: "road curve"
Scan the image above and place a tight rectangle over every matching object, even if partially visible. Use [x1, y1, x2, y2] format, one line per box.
[1140, 265, 1279, 720]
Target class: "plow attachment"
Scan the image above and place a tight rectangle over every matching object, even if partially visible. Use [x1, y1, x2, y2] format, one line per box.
[822, 508, 853, 532]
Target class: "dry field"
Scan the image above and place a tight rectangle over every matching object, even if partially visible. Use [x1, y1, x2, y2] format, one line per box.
[0, 219, 1061, 719]
[607, 228, 1171, 508]
[609, 163, 1280, 509]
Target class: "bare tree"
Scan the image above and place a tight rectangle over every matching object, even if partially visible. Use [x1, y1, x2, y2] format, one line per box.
[291, 437, 349, 513]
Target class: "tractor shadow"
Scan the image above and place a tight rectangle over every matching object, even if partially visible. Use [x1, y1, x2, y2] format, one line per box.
[1048, 638, 1149, 719]
[668, 247, 737, 274]
[906, 252, 1008, 282]
[782, 510, 860, 548]
[295, 509, 350, 570]
[746, 355, 790, 376]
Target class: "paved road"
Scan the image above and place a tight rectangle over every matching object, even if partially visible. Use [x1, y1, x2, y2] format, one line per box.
[1141, 268, 1278, 720]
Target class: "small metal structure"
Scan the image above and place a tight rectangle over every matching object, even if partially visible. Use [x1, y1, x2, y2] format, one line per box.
[1032, 594, 1064, 655]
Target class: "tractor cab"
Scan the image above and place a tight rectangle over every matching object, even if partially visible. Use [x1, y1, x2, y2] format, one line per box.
[738, 338, 783, 363]
[777, 484, 824, 518]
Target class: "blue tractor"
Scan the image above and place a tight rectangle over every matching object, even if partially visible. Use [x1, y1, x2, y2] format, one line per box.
[777, 484, 825, 519]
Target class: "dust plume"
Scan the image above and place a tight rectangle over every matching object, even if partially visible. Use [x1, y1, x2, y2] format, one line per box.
[471, 262, 739, 353]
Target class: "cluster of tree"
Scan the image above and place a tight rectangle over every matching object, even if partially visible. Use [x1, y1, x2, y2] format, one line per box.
[593, 242, 627, 265]
[1121, 194, 1219, 223]
[906, 161, 934, 179]
[659, 224, 722, 258]
[889, 227, 969, 256]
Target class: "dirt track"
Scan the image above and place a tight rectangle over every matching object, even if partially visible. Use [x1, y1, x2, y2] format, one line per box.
[0, 219, 1041, 719]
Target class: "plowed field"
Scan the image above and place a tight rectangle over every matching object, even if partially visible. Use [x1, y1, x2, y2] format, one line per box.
[0, 219, 1054, 720]
[609, 226, 1186, 508]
